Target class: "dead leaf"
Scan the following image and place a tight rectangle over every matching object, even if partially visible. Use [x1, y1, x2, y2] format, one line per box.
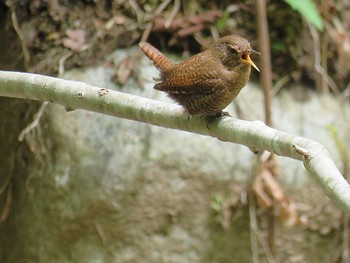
[152, 10, 223, 37]
[62, 29, 86, 52]
[114, 57, 134, 85]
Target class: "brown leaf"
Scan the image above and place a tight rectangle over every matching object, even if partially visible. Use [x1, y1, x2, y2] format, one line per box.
[62, 29, 86, 52]
[113, 57, 137, 85]
[152, 10, 223, 37]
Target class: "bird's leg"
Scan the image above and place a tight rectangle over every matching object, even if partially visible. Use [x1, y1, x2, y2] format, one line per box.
[218, 111, 231, 117]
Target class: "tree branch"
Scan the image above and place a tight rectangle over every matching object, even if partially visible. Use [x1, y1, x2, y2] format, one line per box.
[1, 70, 350, 213]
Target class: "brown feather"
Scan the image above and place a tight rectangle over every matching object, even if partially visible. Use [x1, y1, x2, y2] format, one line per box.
[139, 42, 174, 73]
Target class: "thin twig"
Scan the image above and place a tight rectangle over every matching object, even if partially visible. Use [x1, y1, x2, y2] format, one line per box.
[209, 25, 220, 42]
[255, 1, 278, 257]
[256, 0, 273, 127]
[165, 0, 180, 28]
[58, 51, 73, 78]
[11, 9, 30, 65]
[321, 33, 329, 93]
[342, 81, 350, 99]
[343, 214, 350, 262]
[93, 221, 106, 246]
[129, 0, 143, 25]
[308, 24, 340, 95]
[18, 102, 48, 142]
[140, 23, 154, 43]
[0, 184, 12, 222]
[140, 0, 172, 42]
[156, 0, 173, 15]
[249, 190, 260, 263]
[272, 75, 290, 97]
[249, 190, 277, 263]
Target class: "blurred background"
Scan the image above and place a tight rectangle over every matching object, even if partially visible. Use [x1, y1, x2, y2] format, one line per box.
[1, 0, 349, 90]
[0, 1, 350, 262]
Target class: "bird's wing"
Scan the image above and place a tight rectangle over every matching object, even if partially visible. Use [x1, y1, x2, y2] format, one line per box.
[154, 57, 225, 95]
[155, 76, 223, 95]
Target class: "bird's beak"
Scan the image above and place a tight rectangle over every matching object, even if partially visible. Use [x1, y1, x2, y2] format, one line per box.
[241, 50, 260, 72]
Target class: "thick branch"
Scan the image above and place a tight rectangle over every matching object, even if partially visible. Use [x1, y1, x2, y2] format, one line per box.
[1, 70, 350, 213]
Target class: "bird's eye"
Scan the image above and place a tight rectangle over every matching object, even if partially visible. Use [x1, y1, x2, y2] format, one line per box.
[227, 45, 238, 55]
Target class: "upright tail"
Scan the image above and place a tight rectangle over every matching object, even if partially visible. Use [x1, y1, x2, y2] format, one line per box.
[139, 42, 174, 73]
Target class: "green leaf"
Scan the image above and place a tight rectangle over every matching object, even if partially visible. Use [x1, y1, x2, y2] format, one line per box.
[215, 12, 229, 31]
[284, 0, 324, 31]
[272, 43, 286, 51]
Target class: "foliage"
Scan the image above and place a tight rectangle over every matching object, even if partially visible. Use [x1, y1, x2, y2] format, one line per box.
[284, 0, 324, 31]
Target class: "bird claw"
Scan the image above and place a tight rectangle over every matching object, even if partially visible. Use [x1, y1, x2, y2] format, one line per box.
[204, 111, 231, 129]
[218, 111, 231, 117]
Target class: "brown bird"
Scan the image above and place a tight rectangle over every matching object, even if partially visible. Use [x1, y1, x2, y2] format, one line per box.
[139, 35, 260, 115]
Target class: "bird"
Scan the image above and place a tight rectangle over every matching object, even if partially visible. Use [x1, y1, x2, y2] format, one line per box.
[139, 35, 260, 115]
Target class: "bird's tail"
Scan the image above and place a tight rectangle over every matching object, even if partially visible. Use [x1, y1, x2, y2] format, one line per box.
[139, 42, 174, 73]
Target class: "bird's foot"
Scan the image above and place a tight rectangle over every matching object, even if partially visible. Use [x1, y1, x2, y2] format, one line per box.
[207, 111, 231, 119]
[217, 111, 231, 117]
[205, 111, 231, 129]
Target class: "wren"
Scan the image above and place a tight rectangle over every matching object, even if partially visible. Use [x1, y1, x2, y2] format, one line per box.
[139, 35, 260, 115]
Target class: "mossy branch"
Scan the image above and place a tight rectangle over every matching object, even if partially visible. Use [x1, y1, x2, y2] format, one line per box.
[1, 70, 350, 213]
